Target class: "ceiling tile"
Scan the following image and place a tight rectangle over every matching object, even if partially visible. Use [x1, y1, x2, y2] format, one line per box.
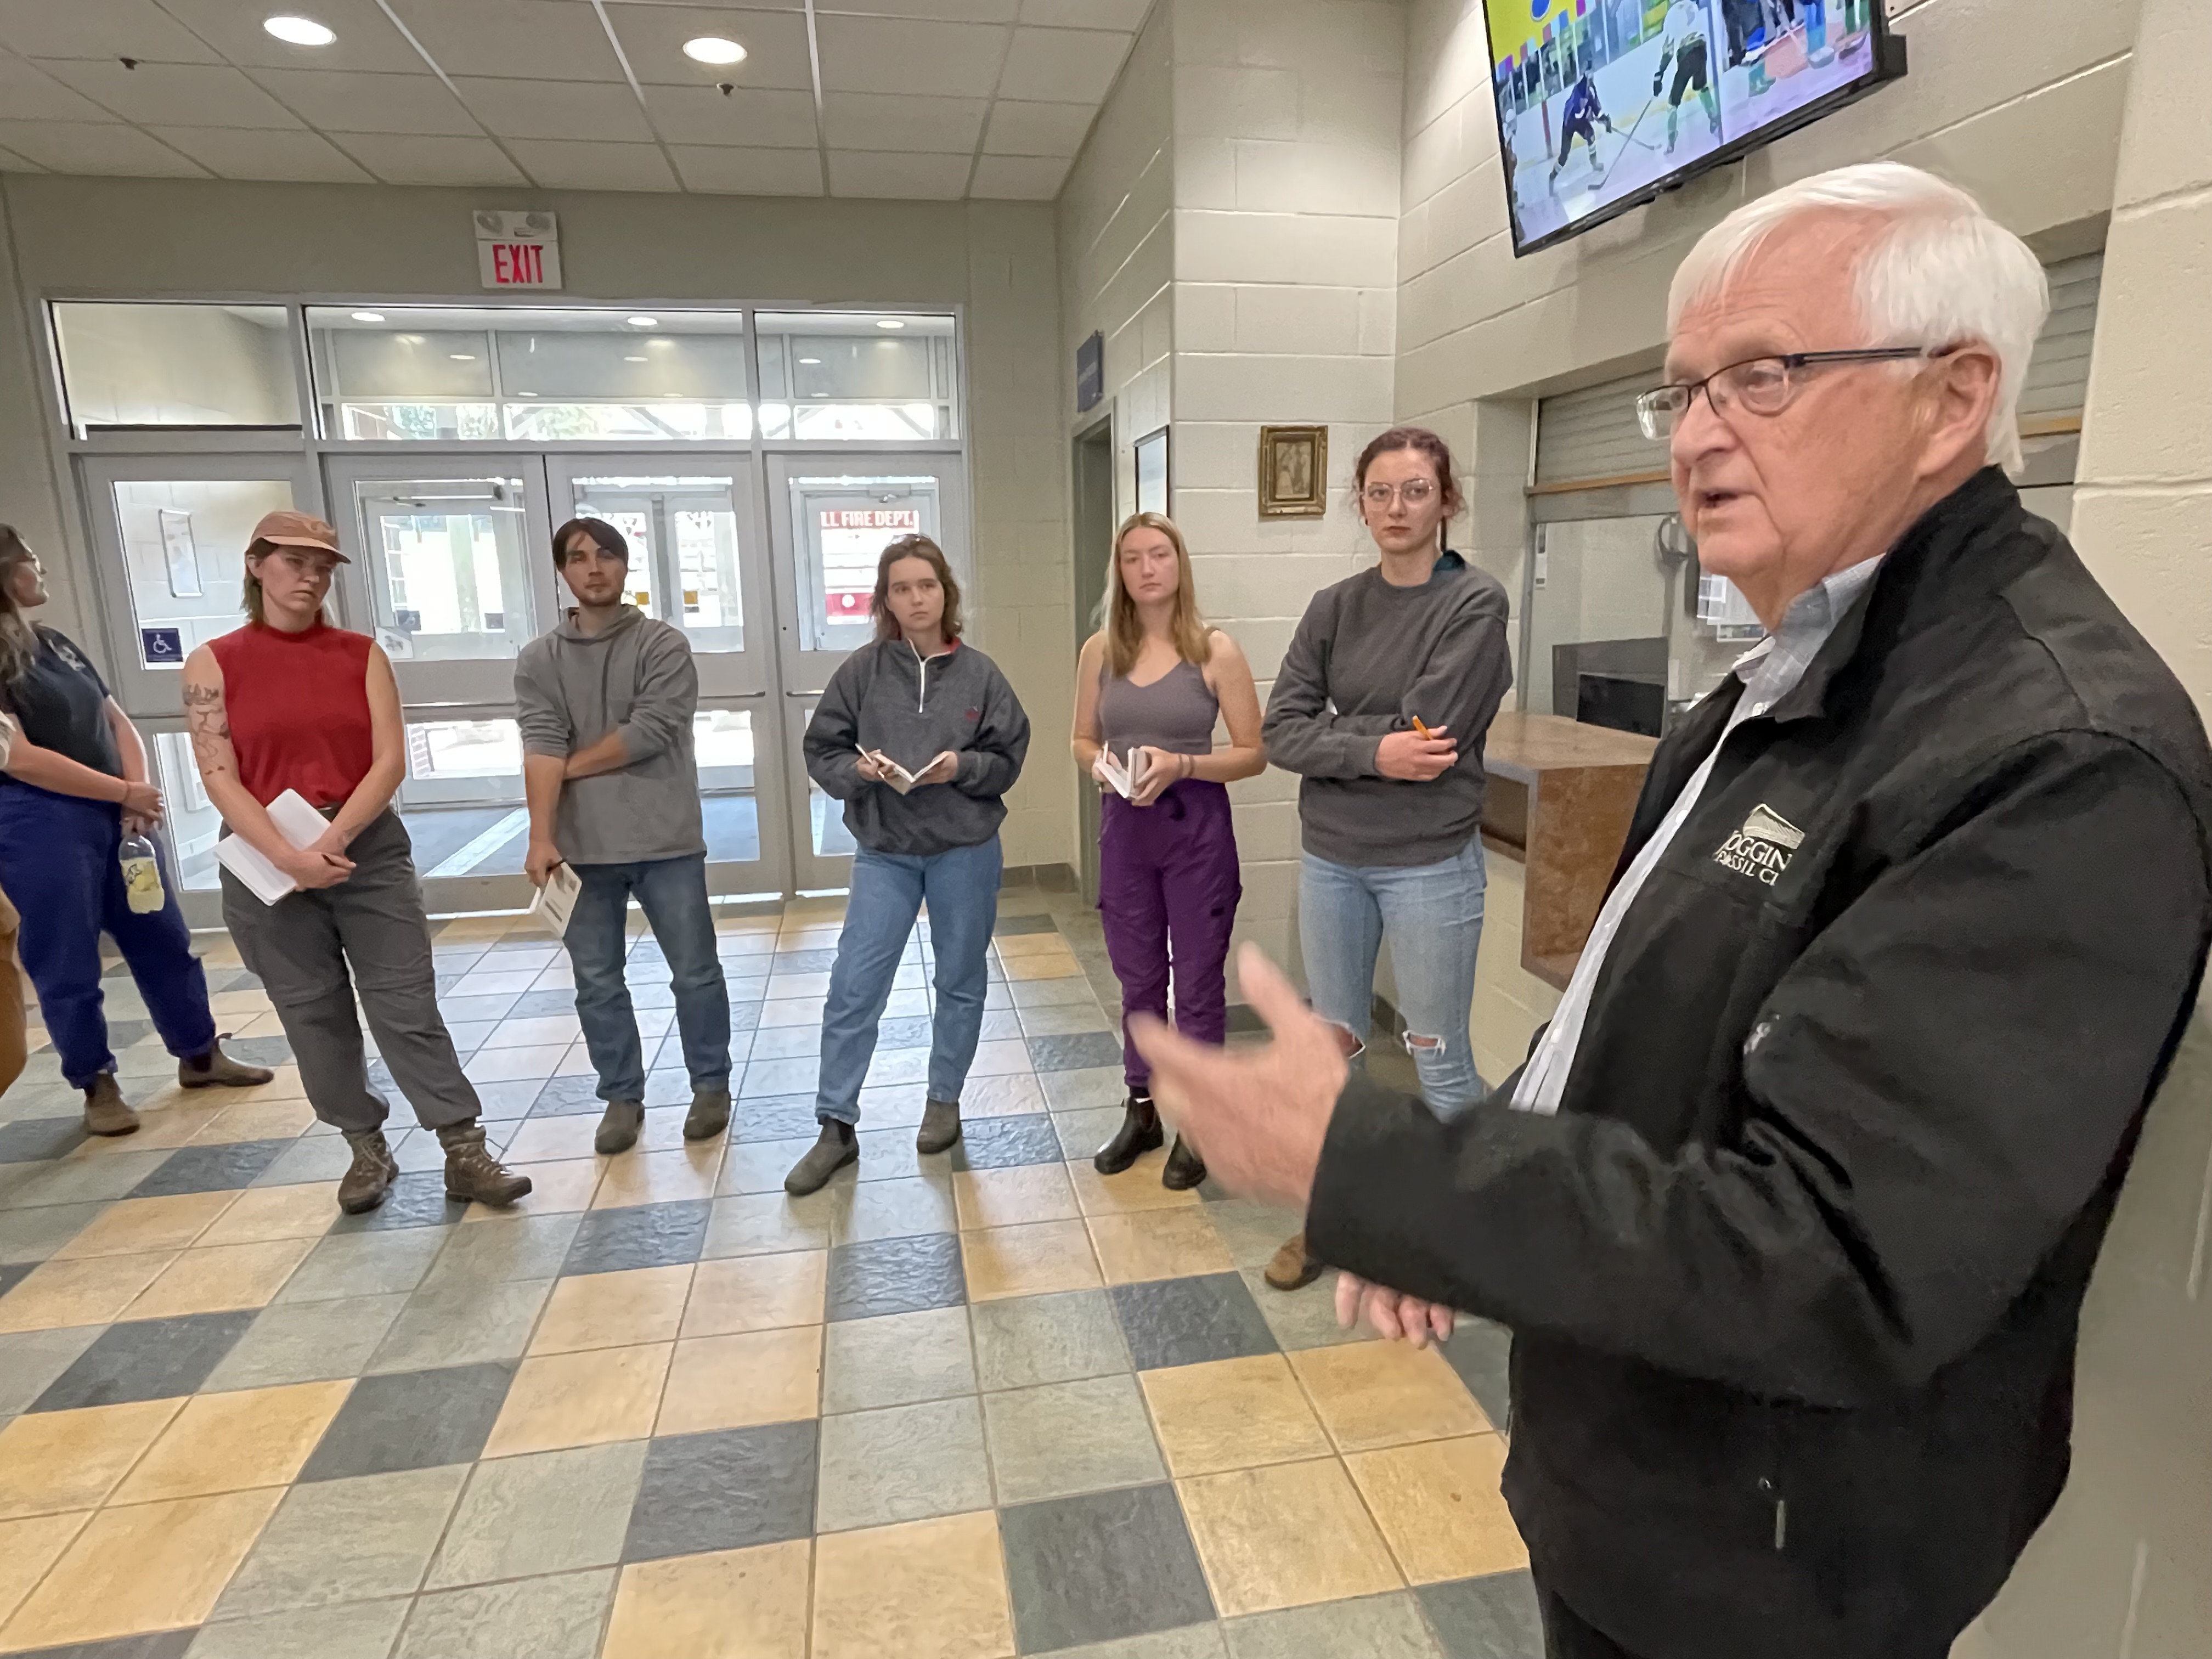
[246, 69, 479, 137]
[504, 137, 680, 191]
[450, 76, 655, 142]
[968, 151, 1069, 199]
[669, 143, 820, 195]
[1019, 0, 1153, 27]
[816, 0, 1016, 18]
[0, 118, 206, 175]
[151, 0, 430, 74]
[37, 60, 307, 128]
[384, 0, 627, 82]
[332, 131, 526, 185]
[599, 5, 813, 89]
[151, 125, 376, 183]
[0, 0, 223, 64]
[0, 53, 118, 122]
[996, 24, 1128, 102]
[815, 16, 1006, 98]
[981, 98, 1093, 157]
[826, 148, 970, 200]
[822, 92, 985, 154]
[644, 84, 816, 148]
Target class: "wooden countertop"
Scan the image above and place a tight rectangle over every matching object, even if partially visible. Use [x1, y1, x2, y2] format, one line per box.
[1482, 710, 1658, 783]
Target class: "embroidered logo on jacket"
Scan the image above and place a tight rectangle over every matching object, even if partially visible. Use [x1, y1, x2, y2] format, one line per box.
[1713, 803, 1804, 886]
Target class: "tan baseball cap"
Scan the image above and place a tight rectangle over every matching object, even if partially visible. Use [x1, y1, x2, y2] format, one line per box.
[250, 510, 348, 563]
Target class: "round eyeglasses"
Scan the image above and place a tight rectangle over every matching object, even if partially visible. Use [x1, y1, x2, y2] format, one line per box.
[1635, 347, 1937, 440]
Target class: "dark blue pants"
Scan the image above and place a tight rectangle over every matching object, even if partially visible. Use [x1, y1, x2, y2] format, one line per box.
[0, 781, 216, 1089]
[566, 853, 731, 1102]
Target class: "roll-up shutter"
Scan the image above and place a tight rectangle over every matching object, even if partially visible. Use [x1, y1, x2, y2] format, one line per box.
[2018, 251, 2101, 434]
[1532, 370, 1665, 490]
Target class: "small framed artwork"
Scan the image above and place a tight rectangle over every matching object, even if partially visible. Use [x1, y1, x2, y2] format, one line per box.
[1257, 425, 1328, 518]
[1134, 426, 1169, 517]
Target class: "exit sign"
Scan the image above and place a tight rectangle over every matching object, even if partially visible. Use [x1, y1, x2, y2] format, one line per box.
[474, 210, 562, 290]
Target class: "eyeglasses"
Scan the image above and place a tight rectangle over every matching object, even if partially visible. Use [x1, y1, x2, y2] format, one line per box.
[1361, 480, 1436, 507]
[1635, 347, 1938, 440]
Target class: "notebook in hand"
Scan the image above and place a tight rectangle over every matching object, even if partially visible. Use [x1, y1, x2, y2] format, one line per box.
[529, 862, 584, 938]
[211, 790, 334, 906]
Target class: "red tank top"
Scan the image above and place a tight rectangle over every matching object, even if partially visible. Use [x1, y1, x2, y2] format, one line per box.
[208, 622, 376, 808]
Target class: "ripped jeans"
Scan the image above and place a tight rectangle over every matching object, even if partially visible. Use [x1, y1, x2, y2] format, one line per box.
[1298, 839, 1486, 1117]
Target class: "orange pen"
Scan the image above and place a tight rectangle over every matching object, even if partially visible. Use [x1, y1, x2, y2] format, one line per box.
[1411, 716, 1435, 740]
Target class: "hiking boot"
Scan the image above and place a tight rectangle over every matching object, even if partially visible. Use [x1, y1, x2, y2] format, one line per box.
[785, 1120, 858, 1195]
[684, 1088, 731, 1143]
[177, 1037, 274, 1090]
[439, 1122, 532, 1207]
[1264, 1232, 1325, 1293]
[338, 1129, 398, 1214]
[1093, 1092, 1163, 1175]
[1161, 1135, 1207, 1191]
[82, 1073, 139, 1137]
[916, 1098, 961, 1155]
[594, 1099, 645, 1155]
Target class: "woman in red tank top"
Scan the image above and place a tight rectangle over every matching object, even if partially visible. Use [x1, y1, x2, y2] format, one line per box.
[182, 510, 530, 1218]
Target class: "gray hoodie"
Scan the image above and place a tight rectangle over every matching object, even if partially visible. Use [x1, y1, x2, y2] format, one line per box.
[514, 605, 704, 865]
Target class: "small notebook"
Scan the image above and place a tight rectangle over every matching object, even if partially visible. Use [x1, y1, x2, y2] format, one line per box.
[212, 790, 334, 906]
[866, 749, 955, 796]
[1094, 747, 1155, 801]
[528, 862, 584, 939]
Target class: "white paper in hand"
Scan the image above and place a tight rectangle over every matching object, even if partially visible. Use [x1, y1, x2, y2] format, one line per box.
[529, 862, 584, 939]
[867, 750, 955, 796]
[212, 789, 334, 906]
[1093, 746, 1153, 801]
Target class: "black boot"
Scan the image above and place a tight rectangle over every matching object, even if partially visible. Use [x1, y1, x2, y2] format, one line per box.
[1161, 1135, 1207, 1190]
[785, 1119, 859, 1195]
[1093, 1091, 1164, 1175]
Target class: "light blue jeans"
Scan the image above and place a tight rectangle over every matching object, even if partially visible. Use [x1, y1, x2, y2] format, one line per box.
[1300, 838, 1487, 1116]
[816, 836, 1002, 1125]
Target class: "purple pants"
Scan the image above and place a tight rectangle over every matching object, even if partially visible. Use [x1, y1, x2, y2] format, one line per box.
[1098, 778, 1242, 1088]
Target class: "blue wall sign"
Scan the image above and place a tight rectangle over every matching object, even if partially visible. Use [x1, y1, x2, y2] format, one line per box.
[140, 627, 183, 665]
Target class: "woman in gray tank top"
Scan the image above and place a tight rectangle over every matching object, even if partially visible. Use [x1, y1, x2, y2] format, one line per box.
[1071, 512, 1265, 1188]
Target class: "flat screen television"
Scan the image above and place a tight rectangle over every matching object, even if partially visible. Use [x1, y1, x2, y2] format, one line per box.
[1483, 0, 1908, 256]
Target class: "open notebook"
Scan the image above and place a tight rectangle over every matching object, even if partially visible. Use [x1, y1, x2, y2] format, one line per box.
[211, 791, 336, 905]
[866, 749, 956, 796]
[1093, 747, 1155, 801]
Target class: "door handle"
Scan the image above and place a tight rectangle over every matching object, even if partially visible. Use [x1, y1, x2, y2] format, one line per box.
[785, 689, 830, 699]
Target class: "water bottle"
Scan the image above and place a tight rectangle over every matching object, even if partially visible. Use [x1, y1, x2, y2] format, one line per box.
[120, 833, 165, 915]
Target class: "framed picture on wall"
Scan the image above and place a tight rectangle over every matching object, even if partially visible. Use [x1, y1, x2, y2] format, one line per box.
[1257, 425, 1328, 518]
[1135, 426, 1169, 517]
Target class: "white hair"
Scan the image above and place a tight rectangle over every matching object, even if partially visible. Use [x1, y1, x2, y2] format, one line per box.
[1667, 162, 2050, 472]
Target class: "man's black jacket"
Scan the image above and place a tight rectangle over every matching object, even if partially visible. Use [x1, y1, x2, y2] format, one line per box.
[1308, 470, 2212, 1658]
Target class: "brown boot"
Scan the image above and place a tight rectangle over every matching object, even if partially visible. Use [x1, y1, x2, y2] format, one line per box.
[439, 1122, 532, 1207]
[338, 1130, 398, 1214]
[1264, 1232, 1324, 1292]
[83, 1073, 140, 1137]
[178, 1037, 275, 1090]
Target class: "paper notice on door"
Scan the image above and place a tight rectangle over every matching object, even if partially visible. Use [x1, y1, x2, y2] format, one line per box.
[213, 790, 332, 906]
[528, 862, 584, 939]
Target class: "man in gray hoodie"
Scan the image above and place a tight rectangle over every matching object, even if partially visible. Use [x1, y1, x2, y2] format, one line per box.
[515, 517, 730, 1154]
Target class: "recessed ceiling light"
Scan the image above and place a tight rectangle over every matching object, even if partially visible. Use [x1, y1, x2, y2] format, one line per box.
[449, 353, 476, 361]
[623, 355, 647, 363]
[682, 36, 747, 66]
[876, 319, 905, 330]
[349, 310, 384, 323]
[627, 315, 658, 328]
[263, 15, 336, 47]
[798, 357, 821, 365]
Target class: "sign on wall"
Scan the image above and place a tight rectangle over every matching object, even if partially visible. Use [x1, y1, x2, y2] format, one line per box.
[475, 210, 562, 290]
[1075, 331, 1104, 414]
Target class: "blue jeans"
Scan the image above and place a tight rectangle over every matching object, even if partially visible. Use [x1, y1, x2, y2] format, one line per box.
[1299, 838, 1487, 1116]
[0, 782, 216, 1089]
[565, 853, 730, 1102]
[817, 836, 1001, 1125]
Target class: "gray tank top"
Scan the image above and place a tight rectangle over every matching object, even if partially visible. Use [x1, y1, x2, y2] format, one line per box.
[1096, 654, 1218, 758]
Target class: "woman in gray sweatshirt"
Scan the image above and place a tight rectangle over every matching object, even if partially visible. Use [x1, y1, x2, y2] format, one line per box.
[786, 534, 1030, 1194]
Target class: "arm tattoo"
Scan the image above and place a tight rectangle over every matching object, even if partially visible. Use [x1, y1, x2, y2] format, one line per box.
[184, 682, 234, 774]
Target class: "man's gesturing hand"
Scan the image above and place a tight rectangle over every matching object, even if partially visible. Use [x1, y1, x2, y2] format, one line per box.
[1335, 1271, 1456, 1349]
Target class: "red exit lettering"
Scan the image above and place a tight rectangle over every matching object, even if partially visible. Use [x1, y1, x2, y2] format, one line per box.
[492, 244, 543, 285]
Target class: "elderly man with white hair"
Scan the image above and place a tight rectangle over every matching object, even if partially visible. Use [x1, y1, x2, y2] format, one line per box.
[1136, 162, 2212, 1658]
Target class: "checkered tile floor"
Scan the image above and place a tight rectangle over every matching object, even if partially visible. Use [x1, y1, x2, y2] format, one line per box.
[0, 885, 1541, 1658]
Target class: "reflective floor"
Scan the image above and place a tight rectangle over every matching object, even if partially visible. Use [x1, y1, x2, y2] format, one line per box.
[0, 888, 1538, 1658]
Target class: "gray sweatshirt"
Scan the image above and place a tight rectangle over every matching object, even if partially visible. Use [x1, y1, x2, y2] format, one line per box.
[514, 605, 704, 865]
[1262, 551, 1513, 867]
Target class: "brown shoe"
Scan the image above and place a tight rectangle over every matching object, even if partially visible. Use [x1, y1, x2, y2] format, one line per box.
[1263, 1232, 1324, 1292]
[439, 1122, 532, 1207]
[916, 1098, 961, 1155]
[83, 1073, 140, 1137]
[178, 1037, 275, 1090]
[338, 1130, 398, 1214]
[684, 1088, 731, 1143]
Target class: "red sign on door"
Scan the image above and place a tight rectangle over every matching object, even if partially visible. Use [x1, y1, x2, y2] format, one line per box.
[819, 509, 921, 531]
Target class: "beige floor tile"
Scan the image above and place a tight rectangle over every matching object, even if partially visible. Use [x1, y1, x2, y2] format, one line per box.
[998, 953, 1082, 982]
[188, 1099, 319, 1144]
[812, 1510, 1014, 1659]
[682, 1252, 827, 1338]
[1346, 1434, 1528, 1584]
[503, 1115, 605, 1164]
[480, 1015, 583, 1049]
[656, 1328, 822, 1435]
[603, 1539, 811, 1659]
[1065, 1154, 1201, 1218]
[0, 1513, 91, 1630]
[957, 1074, 1047, 1118]
[462, 1044, 569, 1085]
[65, 1104, 227, 1154]
[592, 1147, 723, 1209]
[208, 989, 274, 1017]
[960, 1220, 1102, 1302]
[185, 1065, 308, 1104]
[758, 997, 827, 1029]
[0, 1252, 178, 1335]
[50, 1194, 237, 1260]
[463, 1158, 601, 1220]
[0, 1486, 283, 1651]
[110, 1381, 352, 1505]
[552, 1042, 599, 1077]
[1140, 1355, 1333, 1477]
[531, 1265, 695, 1355]
[483, 1342, 674, 1457]
[122, 1237, 314, 1320]
[229, 1010, 291, 1039]
[991, 933, 1071, 958]
[1177, 1457, 1402, 1617]
[0, 1401, 185, 1521]
[1288, 1341, 1493, 1452]
[191, 1182, 341, 1246]
[952, 1165, 1079, 1231]
[1087, 1209, 1233, 1285]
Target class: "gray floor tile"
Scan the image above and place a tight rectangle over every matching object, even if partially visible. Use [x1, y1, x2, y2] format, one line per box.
[216, 1464, 470, 1619]
[1002, 1482, 1216, 1653]
[1031, 1630, 1229, 1659]
[0, 1260, 31, 1300]
[1054, 1107, 1128, 1163]
[983, 1373, 1165, 1504]
[185, 1599, 411, 1659]
[993, 913, 1058, 936]
[0, 1199, 102, 1263]
[732, 1095, 828, 1142]
[426, 1440, 648, 1587]
[365, 1279, 552, 1374]
[1224, 1592, 1447, 1658]
[950, 1113, 1063, 1171]
[0, 1115, 88, 1163]
[528, 1076, 605, 1118]
[470, 1080, 541, 1122]
[741, 1055, 820, 1098]
[851, 1086, 928, 1128]
[393, 1567, 613, 1659]
[0, 1148, 176, 1207]
[1243, 1268, 1376, 1352]
[1028, 1031, 1125, 1073]
[278, 1229, 450, 1304]
[204, 1293, 411, 1391]
[1417, 1572, 1545, 1659]
[0, 1324, 104, 1415]
[622, 1420, 817, 1562]
[747, 1025, 824, 1060]
[703, 1189, 840, 1258]
[386, 1130, 452, 1175]
[825, 1232, 966, 1322]
[1019, 1003, 1116, 1038]
[830, 1173, 956, 1245]
[978, 1008, 1026, 1041]
[126, 1138, 291, 1198]
[971, 1288, 1134, 1392]
[714, 1137, 821, 1196]
[417, 1212, 583, 1291]
[815, 1395, 992, 1532]
[29, 1311, 255, 1411]
[251, 1135, 356, 1188]
[300, 1361, 516, 1481]
[1111, 1273, 1279, 1371]
[1206, 1199, 1310, 1272]
[328, 1171, 469, 1234]
[560, 1199, 711, 1275]
[821, 1305, 975, 1413]
[1011, 978, 1099, 1011]
[1441, 1317, 1514, 1432]
[13, 1634, 198, 1658]
[1041, 1066, 1127, 1111]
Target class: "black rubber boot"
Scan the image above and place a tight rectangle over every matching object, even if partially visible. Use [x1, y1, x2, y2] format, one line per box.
[785, 1119, 859, 1195]
[1093, 1092, 1164, 1175]
[1160, 1135, 1207, 1190]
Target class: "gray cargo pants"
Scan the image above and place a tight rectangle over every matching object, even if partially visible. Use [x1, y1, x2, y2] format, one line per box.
[219, 809, 479, 1135]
